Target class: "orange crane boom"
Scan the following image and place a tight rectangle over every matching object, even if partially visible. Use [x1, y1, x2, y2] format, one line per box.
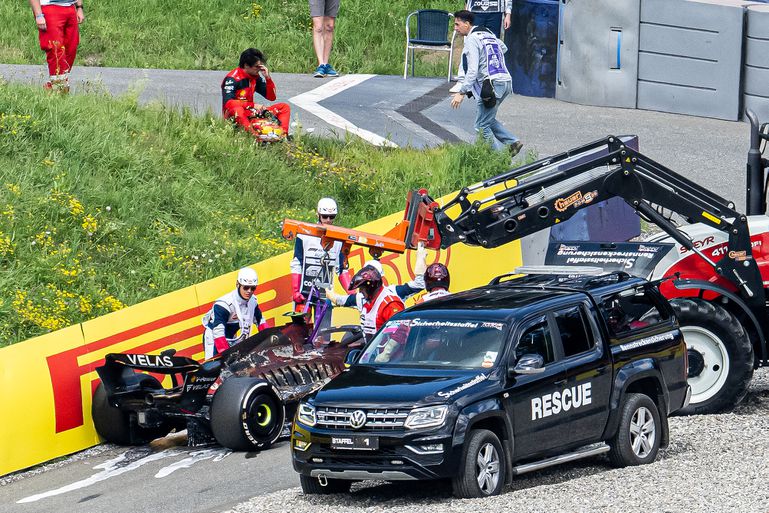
[281, 219, 407, 259]
[281, 190, 440, 257]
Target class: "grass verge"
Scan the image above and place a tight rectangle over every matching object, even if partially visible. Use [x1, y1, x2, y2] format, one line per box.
[0, 82, 515, 346]
[1, 0, 459, 75]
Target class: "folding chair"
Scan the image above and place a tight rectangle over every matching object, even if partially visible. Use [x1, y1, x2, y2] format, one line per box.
[403, 9, 457, 81]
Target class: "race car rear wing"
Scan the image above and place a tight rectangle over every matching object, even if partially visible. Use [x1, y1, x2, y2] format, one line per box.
[104, 352, 200, 374]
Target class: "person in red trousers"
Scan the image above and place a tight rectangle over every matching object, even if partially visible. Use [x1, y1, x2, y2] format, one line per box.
[29, 0, 84, 93]
[221, 48, 291, 138]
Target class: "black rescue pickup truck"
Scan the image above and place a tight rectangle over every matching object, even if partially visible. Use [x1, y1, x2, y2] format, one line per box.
[291, 270, 691, 498]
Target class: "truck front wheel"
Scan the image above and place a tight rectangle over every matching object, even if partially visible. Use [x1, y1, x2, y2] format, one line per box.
[452, 429, 506, 498]
[671, 298, 753, 414]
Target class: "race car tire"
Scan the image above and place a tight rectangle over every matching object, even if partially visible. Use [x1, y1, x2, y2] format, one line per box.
[210, 377, 285, 451]
[92, 382, 134, 445]
[666, 298, 753, 414]
[299, 474, 352, 494]
[608, 393, 661, 467]
[451, 429, 506, 498]
[92, 379, 171, 445]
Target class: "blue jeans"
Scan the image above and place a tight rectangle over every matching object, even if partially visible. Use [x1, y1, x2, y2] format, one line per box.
[475, 80, 518, 150]
[472, 12, 504, 38]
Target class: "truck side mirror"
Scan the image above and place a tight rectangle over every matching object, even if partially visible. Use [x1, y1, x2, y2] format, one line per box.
[760, 123, 769, 155]
[344, 348, 362, 367]
[509, 354, 546, 376]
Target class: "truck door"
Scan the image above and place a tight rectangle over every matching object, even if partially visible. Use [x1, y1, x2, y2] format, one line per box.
[554, 302, 612, 446]
[505, 315, 568, 460]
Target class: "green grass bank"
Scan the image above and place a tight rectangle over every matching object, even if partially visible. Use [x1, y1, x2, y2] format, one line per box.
[0, 83, 513, 346]
[1, 0, 457, 75]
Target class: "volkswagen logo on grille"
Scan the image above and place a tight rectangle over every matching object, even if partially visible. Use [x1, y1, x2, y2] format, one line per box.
[349, 410, 367, 429]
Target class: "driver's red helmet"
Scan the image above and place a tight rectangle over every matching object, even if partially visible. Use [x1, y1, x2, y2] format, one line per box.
[350, 265, 383, 298]
[425, 263, 450, 292]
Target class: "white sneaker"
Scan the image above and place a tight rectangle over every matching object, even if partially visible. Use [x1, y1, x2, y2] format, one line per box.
[449, 82, 462, 93]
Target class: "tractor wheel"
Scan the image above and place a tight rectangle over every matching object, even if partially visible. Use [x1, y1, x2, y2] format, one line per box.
[669, 298, 753, 414]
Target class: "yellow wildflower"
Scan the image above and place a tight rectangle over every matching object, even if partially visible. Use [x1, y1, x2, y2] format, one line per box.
[1, 204, 14, 220]
[81, 214, 97, 234]
[97, 292, 126, 312]
[69, 197, 85, 216]
[12, 289, 68, 331]
[78, 296, 92, 314]
[159, 243, 176, 261]
[33, 229, 54, 248]
[0, 233, 14, 258]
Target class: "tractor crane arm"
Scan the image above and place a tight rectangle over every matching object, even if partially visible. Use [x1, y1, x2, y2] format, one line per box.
[411, 135, 762, 304]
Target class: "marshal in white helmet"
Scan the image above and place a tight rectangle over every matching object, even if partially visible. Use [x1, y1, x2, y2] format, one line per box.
[317, 197, 338, 217]
[201, 267, 268, 359]
[290, 198, 351, 330]
[237, 267, 259, 286]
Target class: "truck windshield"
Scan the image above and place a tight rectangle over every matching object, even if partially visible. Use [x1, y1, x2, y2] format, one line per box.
[358, 318, 507, 369]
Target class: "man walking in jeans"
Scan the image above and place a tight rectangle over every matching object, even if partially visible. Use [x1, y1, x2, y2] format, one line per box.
[449, 0, 511, 93]
[309, 0, 340, 78]
[450, 10, 522, 159]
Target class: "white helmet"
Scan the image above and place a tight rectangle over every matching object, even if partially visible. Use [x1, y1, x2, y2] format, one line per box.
[363, 259, 384, 277]
[237, 267, 258, 287]
[317, 197, 338, 216]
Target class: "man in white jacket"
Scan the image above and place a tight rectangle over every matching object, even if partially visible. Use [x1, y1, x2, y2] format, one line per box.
[450, 0, 512, 93]
[290, 197, 352, 330]
[201, 267, 269, 359]
[450, 10, 522, 158]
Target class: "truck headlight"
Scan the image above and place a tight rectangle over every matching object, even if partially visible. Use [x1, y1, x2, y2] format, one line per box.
[297, 402, 316, 427]
[404, 405, 448, 429]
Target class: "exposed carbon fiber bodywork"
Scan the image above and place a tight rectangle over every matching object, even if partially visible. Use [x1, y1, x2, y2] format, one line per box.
[94, 320, 363, 449]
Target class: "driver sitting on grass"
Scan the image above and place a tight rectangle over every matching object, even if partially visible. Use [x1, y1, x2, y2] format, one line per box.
[221, 48, 291, 139]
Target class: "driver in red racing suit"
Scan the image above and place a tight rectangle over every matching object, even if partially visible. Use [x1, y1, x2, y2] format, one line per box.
[222, 48, 291, 136]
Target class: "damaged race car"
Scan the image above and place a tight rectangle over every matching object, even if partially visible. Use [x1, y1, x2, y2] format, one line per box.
[93, 317, 363, 451]
[93, 212, 421, 451]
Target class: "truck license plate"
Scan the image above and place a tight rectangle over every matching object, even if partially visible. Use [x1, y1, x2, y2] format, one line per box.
[330, 435, 379, 451]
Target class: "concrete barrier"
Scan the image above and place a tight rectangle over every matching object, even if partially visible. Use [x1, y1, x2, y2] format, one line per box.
[556, 0, 640, 108]
[743, 4, 769, 120]
[637, 0, 752, 121]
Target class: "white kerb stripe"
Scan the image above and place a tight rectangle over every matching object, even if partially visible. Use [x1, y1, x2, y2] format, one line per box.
[290, 74, 398, 148]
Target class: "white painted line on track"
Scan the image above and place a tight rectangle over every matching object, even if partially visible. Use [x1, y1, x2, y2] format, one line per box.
[290, 74, 399, 148]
